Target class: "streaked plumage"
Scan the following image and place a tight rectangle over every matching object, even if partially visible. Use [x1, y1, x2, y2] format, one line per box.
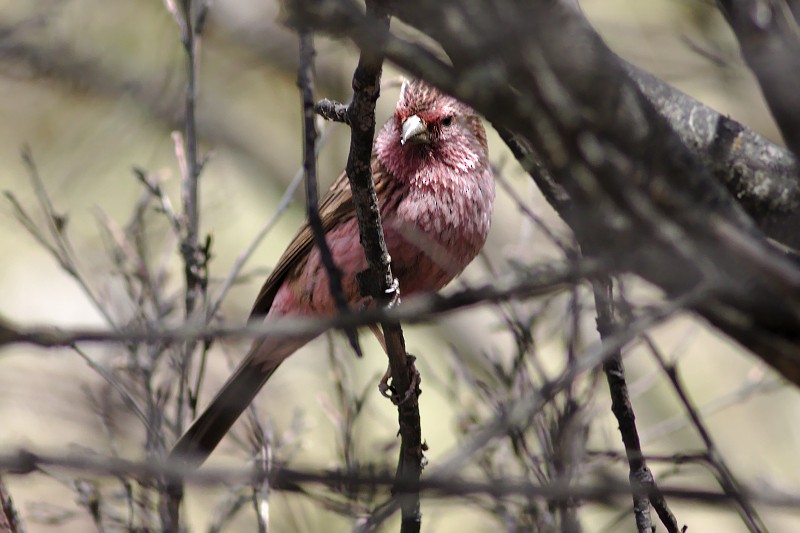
[170, 80, 494, 466]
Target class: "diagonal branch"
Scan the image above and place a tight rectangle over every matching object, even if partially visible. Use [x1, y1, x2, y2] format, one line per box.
[341, 0, 800, 387]
[592, 278, 680, 533]
[644, 337, 767, 532]
[0, 476, 23, 533]
[622, 61, 800, 250]
[718, 0, 800, 158]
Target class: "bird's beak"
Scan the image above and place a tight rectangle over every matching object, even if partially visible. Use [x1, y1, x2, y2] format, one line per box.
[401, 115, 430, 146]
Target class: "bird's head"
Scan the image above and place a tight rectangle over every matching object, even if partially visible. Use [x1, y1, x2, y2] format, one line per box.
[375, 79, 489, 182]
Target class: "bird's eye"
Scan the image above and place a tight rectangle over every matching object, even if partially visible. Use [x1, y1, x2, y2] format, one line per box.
[441, 115, 454, 127]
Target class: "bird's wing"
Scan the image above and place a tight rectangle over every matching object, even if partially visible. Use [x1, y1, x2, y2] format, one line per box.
[249, 162, 395, 318]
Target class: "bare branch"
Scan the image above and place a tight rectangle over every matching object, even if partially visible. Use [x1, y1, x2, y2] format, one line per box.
[718, 0, 800, 158]
[0, 476, 23, 533]
[297, 30, 362, 357]
[315, 98, 350, 125]
[2, 449, 798, 509]
[12, 148, 119, 327]
[0, 259, 592, 348]
[645, 337, 767, 532]
[593, 278, 679, 533]
[163, 0, 214, 527]
[622, 61, 800, 250]
[303, 0, 425, 529]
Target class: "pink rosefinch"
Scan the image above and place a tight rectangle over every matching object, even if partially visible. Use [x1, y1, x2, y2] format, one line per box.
[170, 79, 494, 466]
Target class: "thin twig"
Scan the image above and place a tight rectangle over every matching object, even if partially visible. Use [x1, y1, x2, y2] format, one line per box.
[592, 277, 679, 533]
[645, 338, 767, 533]
[70, 345, 155, 439]
[14, 148, 118, 328]
[0, 258, 608, 348]
[315, 98, 350, 124]
[253, 443, 270, 533]
[162, 0, 211, 528]
[0, 475, 24, 533]
[298, 30, 362, 357]
[492, 163, 572, 253]
[3, 450, 800, 507]
[641, 375, 782, 443]
[207, 486, 250, 533]
[132, 168, 182, 235]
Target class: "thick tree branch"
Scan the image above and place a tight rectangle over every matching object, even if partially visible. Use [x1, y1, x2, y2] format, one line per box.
[623, 61, 800, 250]
[718, 0, 800, 158]
[371, 0, 800, 386]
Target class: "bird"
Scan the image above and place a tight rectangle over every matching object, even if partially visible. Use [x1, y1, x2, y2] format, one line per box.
[169, 79, 495, 467]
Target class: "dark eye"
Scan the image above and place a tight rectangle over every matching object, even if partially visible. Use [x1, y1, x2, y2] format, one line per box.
[441, 115, 454, 127]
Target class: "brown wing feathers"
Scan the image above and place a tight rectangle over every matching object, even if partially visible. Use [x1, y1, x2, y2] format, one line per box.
[249, 161, 396, 318]
[249, 170, 353, 317]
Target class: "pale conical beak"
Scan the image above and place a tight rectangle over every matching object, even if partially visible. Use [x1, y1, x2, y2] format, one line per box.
[401, 115, 430, 145]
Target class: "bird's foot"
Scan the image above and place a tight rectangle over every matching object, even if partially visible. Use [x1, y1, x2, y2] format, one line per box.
[356, 269, 401, 307]
[385, 277, 401, 308]
[378, 355, 420, 405]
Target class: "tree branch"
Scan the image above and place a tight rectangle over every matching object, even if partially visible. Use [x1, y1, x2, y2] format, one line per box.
[4, 449, 799, 508]
[0, 259, 590, 350]
[297, 30, 362, 357]
[622, 61, 800, 250]
[309, 0, 425, 530]
[315, 98, 350, 125]
[718, 0, 800, 158]
[593, 278, 680, 533]
[162, 0, 213, 528]
[0, 476, 23, 533]
[347, 0, 800, 386]
[645, 337, 767, 532]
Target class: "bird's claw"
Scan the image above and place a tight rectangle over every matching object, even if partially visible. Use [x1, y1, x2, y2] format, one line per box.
[378, 373, 394, 400]
[378, 356, 420, 405]
[385, 278, 401, 308]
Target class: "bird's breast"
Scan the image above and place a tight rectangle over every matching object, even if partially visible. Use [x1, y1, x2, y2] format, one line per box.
[384, 165, 495, 294]
[278, 165, 494, 315]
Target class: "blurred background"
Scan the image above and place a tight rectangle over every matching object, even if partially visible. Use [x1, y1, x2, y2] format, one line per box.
[0, 0, 798, 531]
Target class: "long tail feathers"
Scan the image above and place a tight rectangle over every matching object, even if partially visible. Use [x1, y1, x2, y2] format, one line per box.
[168, 361, 276, 467]
[168, 336, 307, 468]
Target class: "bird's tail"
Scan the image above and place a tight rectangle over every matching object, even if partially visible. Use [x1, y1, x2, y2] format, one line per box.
[168, 335, 307, 468]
